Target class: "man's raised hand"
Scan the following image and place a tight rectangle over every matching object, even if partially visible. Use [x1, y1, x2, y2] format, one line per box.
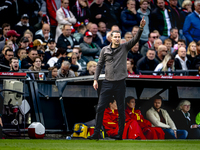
[140, 16, 146, 28]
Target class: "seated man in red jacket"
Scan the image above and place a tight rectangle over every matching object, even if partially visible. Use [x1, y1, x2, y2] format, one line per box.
[125, 96, 165, 139]
[103, 97, 145, 139]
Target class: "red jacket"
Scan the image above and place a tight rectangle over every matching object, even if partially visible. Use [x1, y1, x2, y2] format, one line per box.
[125, 106, 152, 129]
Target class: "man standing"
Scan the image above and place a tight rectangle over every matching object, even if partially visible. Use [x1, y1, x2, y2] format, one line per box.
[169, 27, 179, 47]
[87, 17, 146, 140]
[183, 0, 200, 43]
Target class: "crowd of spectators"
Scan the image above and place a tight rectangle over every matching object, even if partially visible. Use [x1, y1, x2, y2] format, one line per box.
[0, 0, 200, 79]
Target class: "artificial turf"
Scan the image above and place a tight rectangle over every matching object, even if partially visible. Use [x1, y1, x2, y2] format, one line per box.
[0, 139, 200, 150]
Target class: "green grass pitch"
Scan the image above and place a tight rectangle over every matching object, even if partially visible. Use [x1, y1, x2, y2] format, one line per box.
[0, 139, 200, 150]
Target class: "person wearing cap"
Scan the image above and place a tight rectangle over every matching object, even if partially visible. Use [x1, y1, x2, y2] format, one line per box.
[56, 24, 78, 53]
[80, 30, 101, 62]
[33, 39, 46, 51]
[0, 30, 20, 53]
[35, 23, 53, 44]
[45, 38, 57, 61]
[18, 37, 29, 49]
[14, 14, 34, 40]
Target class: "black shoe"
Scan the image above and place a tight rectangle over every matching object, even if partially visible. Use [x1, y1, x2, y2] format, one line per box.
[87, 133, 100, 140]
[110, 135, 122, 140]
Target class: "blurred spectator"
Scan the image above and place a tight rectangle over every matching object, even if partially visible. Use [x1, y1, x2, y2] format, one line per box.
[124, 32, 133, 42]
[46, 0, 61, 38]
[0, 30, 20, 53]
[137, 0, 152, 46]
[137, 49, 159, 73]
[164, 38, 174, 54]
[127, 58, 138, 75]
[175, 47, 192, 70]
[181, 0, 192, 19]
[37, 0, 47, 24]
[34, 14, 50, 33]
[18, 37, 29, 50]
[140, 31, 158, 56]
[193, 40, 200, 69]
[45, 38, 57, 62]
[154, 54, 175, 75]
[147, 0, 156, 11]
[172, 39, 186, 56]
[0, 46, 10, 62]
[17, 48, 27, 69]
[47, 48, 67, 67]
[55, 0, 76, 42]
[111, 25, 120, 32]
[104, 0, 121, 28]
[17, 0, 43, 26]
[56, 25, 78, 53]
[97, 22, 107, 43]
[169, 27, 179, 47]
[146, 95, 188, 139]
[71, 0, 91, 26]
[127, 42, 143, 65]
[21, 49, 38, 69]
[57, 61, 75, 78]
[168, 0, 184, 32]
[9, 57, 20, 72]
[0, 0, 18, 28]
[33, 39, 46, 51]
[131, 26, 139, 37]
[187, 41, 197, 64]
[38, 50, 50, 70]
[183, 0, 200, 43]
[88, 0, 94, 7]
[90, 0, 110, 26]
[67, 52, 82, 76]
[151, 0, 173, 42]
[0, 23, 10, 42]
[80, 31, 101, 61]
[14, 14, 34, 41]
[121, 0, 141, 37]
[80, 61, 97, 76]
[73, 25, 86, 43]
[104, 32, 112, 46]
[48, 66, 58, 79]
[155, 45, 168, 63]
[24, 29, 34, 49]
[173, 100, 200, 139]
[0, 49, 14, 71]
[5, 40, 13, 50]
[154, 38, 163, 52]
[35, 23, 52, 44]
[73, 47, 88, 71]
[28, 56, 46, 80]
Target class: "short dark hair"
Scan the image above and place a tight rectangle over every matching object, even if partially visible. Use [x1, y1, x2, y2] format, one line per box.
[178, 39, 186, 44]
[28, 48, 37, 54]
[55, 48, 67, 57]
[5, 49, 13, 55]
[48, 66, 57, 71]
[33, 56, 42, 63]
[197, 40, 200, 46]
[9, 57, 18, 65]
[125, 96, 135, 107]
[170, 27, 178, 33]
[152, 95, 163, 102]
[77, 25, 86, 32]
[17, 48, 26, 55]
[2, 23, 10, 30]
[147, 48, 156, 52]
[111, 30, 121, 37]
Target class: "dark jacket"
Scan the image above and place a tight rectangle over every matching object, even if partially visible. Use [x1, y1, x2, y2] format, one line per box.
[89, 2, 110, 25]
[71, 4, 91, 25]
[56, 34, 78, 52]
[136, 56, 159, 73]
[192, 54, 200, 69]
[127, 51, 143, 65]
[175, 57, 192, 70]
[0, 56, 10, 71]
[168, 6, 184, 30]
[80, 70, 91, 76]
[120, 8, 141, 36]
[104, 0, 121, 28]
[151, 7, 174, 36]
[94, 28, 143, 81]
[21, 56, 33, 69]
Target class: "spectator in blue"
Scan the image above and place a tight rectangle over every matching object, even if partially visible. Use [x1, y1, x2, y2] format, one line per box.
[120, 0, 141, 37]
[183, 0, 200, 44]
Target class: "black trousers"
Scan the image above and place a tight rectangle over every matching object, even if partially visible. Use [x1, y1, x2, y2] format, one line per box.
[94, 79, 126, 136]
